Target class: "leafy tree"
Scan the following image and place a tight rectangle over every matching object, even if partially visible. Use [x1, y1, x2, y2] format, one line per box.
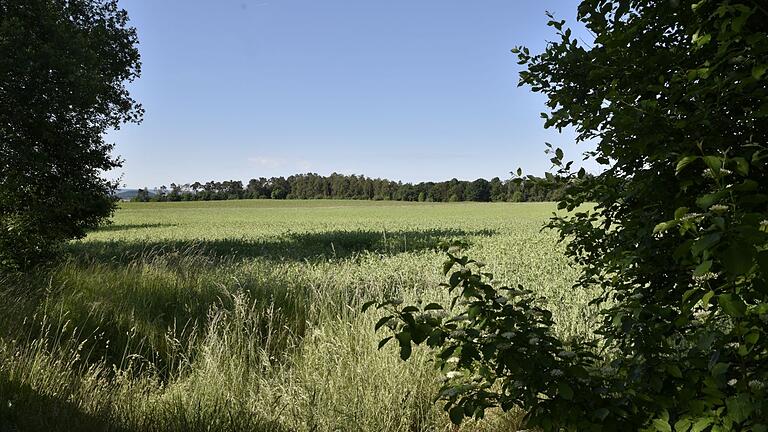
[370, 1, 768, 430]
[0, 0, 142, 269]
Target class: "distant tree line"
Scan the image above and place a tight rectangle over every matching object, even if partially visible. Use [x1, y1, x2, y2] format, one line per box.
[133, 172, 582, 203]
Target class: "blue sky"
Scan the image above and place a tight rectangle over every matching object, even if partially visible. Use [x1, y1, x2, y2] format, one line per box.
[110, 0, 593, 188]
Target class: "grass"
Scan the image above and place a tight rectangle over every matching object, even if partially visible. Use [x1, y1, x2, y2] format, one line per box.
[0, 200, 596, 431]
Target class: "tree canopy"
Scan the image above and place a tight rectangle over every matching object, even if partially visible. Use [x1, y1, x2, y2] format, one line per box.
[0, 0, 142, 269]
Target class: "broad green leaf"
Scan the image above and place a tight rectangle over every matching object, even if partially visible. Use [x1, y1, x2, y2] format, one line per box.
[702, 155, 721, 173]
[732, 157, 749, 176]
[449, 406, 464, 424]
[721, 245, 755, 276]
[725, 393, 753, 423]
[652, 418, 673, 432]
[374, 316, 393, 331]
[691, 233, 721, 256]
[691, 418, 713, 432]
[674, 418, 692, 432]
[718, 294, 747, 317]
[676, 156, 699, 175]
[396, 331, 412, 360]
[693, 260, 712, 276]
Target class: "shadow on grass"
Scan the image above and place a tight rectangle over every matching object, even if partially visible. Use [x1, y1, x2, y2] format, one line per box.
[66, 228, 496, 264]
[0, 379, 124, 432]
[89, 222, 179, 233]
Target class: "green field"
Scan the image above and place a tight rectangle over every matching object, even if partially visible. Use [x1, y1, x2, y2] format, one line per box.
[0, 200, 595, 431]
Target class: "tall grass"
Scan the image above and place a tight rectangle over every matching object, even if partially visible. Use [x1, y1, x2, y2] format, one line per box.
[0, 201, 593, 431]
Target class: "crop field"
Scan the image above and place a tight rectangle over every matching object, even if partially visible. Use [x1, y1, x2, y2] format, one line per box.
[0, 200, 596, 432]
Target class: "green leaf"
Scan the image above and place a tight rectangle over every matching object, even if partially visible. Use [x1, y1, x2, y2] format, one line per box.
[691, 233, 721, 256]
[401, 306, 419, 313]
[676, 156, 699, 175]
[693, 260, 712, 276]
[666, 364, 683, 379]
[424, 303, 444, 311]
[361, 300, 377, 313]
[718, 294, 747, 317]
[674, 418, 692, 432]
[449, 406, 464, 424]
[557, 382, 574, 400]
[377, 336, 393, 350]
[674, 207, 689, 220]
[702, 155, 721, 173]
[732, 157, 749, 176]
[396, 331, 412, 360]
[721, 245, 755, 276]
[725, 394, 753, 423]
[374, 316, 393, 331]
[654, 220, 678, 234]
[753, 64, 768, 80]
[691, 418, 713, 432]
[652, 418, 673, 432]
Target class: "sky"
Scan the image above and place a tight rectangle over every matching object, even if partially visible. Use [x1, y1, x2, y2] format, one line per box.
[110, 0, 594, 188]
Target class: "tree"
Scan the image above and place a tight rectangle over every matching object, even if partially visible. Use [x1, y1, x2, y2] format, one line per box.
[465, 178, 491, 202]
[0, 0, 142, 269]
[371, 1, 768, 430]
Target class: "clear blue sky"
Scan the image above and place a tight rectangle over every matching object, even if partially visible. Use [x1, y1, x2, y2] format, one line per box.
[110, 0, 593, 188]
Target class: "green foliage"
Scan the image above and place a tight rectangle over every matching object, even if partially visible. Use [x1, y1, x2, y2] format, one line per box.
[372, 1, 768, 430]
[0, 0, 142, 269]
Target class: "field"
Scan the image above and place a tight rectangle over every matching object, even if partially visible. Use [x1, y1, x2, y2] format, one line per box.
[0, 200, 596, 431]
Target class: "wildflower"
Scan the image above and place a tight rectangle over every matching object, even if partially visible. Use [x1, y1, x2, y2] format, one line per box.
[446, 357, 459, 364]
[500, 331, 515, 339]
[749, 380, 765, 391]
[450, 330, 466, 338]
[727, 378, 738, 386]
[446, 371, 463, 379]
[693, 272, 717, 283]
[709, 204, 728, 214]
[550, 369, 564, 378]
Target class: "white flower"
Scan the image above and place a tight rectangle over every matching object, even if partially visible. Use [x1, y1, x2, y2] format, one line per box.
[446, 357, 459, 364]
[558, 350, 577, 359]
[450, 330, 466, 338]
[528, 337, 539, 345]
[501, 332, 515, 339]
[727, 378, 738, 386]
[446, 371, 463, 379]
[749, 380, 765, 391]
[550, 369, 564, 377]
[693, 272, 717, 283]
[709, 204, 728, 214]
[494, 296, 508, 304]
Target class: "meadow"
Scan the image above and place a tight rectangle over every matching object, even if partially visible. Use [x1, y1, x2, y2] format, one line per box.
[0, 200, 596, 432]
